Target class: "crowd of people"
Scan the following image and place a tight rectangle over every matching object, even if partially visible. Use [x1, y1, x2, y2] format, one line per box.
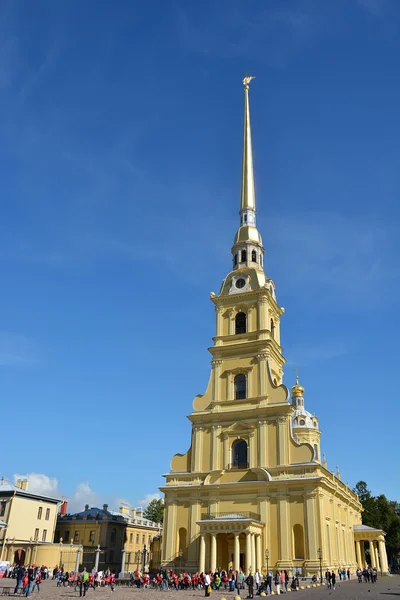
[53, 566, 117, 595]
[149, 568, 311, 595]
[1, 563, 381, 596]
[8, 565, 48, 597]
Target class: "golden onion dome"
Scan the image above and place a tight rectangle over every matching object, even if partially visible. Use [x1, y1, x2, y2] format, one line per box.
[291, 374, 304, 397]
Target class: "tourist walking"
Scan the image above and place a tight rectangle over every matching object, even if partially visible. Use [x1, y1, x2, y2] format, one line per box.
[331, 571, 336, 590]
[274, 572, 281, 595]
[246, 572, 254, 599]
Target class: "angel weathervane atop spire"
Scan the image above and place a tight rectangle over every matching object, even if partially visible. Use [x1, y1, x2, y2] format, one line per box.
[243, 74, 255, 90]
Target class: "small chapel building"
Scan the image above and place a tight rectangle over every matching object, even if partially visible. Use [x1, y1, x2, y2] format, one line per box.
[160, 78, 389, 577]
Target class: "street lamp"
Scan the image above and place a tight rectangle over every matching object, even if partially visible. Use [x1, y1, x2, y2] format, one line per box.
[317, 548, 323, 584]
[265, 549, 269, 576]
[179, 549, 183, 573]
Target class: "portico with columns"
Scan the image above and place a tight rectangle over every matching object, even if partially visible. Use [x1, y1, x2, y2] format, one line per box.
[353, 525, 389, 573]
[160, 78, 388, 576]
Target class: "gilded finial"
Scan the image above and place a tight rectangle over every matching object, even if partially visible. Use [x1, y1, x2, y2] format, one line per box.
[291, 368, 304, 396]
[243, 74, 256, 90]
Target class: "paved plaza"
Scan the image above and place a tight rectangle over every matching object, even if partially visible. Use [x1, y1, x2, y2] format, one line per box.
[0, 576, 399, 600]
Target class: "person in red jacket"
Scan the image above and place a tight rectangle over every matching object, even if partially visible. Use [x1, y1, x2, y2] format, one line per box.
[32, 570, 42, 593]
[110, 571, 116, 592]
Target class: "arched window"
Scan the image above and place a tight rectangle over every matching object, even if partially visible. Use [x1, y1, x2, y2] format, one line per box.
[235, 312, 246, 334]
[241, 250, 247, 263]
[234, 253, 238, 266]
[270, 319, 275, 339]
[244, 214, 248, 223]
[251, 250, 257, 262]
[234, 374, 246, 399]
[293, 525, 305, 559]
[231, 439, 248, 468]
[178, 527, 187, 558]
[314, 444, 319, 460]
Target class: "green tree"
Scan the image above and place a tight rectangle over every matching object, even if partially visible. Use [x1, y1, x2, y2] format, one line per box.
[143, 498, 164, 524]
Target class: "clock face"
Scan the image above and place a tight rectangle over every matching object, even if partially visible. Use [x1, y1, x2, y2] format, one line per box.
[300, 419, 306, 426]
[235, 278, 246, 289]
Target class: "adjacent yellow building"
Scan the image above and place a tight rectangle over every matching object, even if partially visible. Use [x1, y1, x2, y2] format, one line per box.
[160, 77, 389, 577]
[0, 478, 78, 571]
[55, 504, 161, 573]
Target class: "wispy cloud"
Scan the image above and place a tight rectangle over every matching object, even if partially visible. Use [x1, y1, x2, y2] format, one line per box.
[136, 492, 162, 509]
[0, 332, 38, 367]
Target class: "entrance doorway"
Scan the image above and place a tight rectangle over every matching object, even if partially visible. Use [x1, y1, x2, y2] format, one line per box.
[14, 549, 25, 566]
[240, 553, 245, 572]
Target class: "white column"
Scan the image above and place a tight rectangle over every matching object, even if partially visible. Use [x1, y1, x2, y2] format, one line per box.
[374, 542, 380, 571]
[378, 539, 388, 573]
[234, 534, 240, 571]
[251, 533, 256, 574]
[121, 547, 126, 574]
[246, 532, 252, 574]
[369, 540, 376, 567]
[355, 540, 362, 567]
[199, 534, 206, 573]
[94, 544, 100, 571]
[210, 534, 217, 572]
[256, 534, 262, 571]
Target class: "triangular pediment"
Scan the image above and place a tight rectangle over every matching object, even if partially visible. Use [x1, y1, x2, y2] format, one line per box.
[223, 421, 254, 436]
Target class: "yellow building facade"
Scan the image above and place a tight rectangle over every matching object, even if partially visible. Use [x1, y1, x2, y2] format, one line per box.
[160, 78, 389, 576]
[55, 504, 161, 574]
[0, 479, 79, 571]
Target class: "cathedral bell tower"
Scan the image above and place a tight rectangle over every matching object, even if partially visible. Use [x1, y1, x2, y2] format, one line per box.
[214, 75, 285, 389]
[159, 78, 363, 580]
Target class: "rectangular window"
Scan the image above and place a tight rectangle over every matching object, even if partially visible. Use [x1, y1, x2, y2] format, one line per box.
[142, 534, 145, 544]
[45, 508, 50, 520]
[37, 507, 42, 520]
[42, 529, 47, 542]
[129, 533, 133, 543]
[136, 534, 139, 544]
[148, 535, 151, 544]
[65, 530, 70, 543]
[74, 531, 79, 542]
[0, 501, 6, 517]
[34, 529, 39, 541]
[127, 552, 131, 564]
[89, 531, 95, 543]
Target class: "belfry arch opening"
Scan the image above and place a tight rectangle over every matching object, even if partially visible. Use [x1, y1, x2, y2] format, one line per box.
[251, 250, 257, 262]
[231, 439, 248, 469]
[235, 312, 246, 335]
[234, 374, 247, 400]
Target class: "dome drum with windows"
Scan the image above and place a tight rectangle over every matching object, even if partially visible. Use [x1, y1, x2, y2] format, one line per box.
[160, 76, 388, 578]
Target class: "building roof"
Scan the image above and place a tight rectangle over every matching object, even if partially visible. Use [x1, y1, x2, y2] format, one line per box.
[353, 524, 384, 533]
[0, 480, 61, 503]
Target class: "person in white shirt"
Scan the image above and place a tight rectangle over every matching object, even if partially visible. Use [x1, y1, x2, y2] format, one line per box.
[204, 572, 211, 597]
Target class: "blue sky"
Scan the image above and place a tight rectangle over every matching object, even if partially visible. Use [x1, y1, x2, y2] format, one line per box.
[1, 0, 399, 510]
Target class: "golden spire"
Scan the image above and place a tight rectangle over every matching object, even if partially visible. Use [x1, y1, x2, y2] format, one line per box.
[241, 75, 256, 211]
